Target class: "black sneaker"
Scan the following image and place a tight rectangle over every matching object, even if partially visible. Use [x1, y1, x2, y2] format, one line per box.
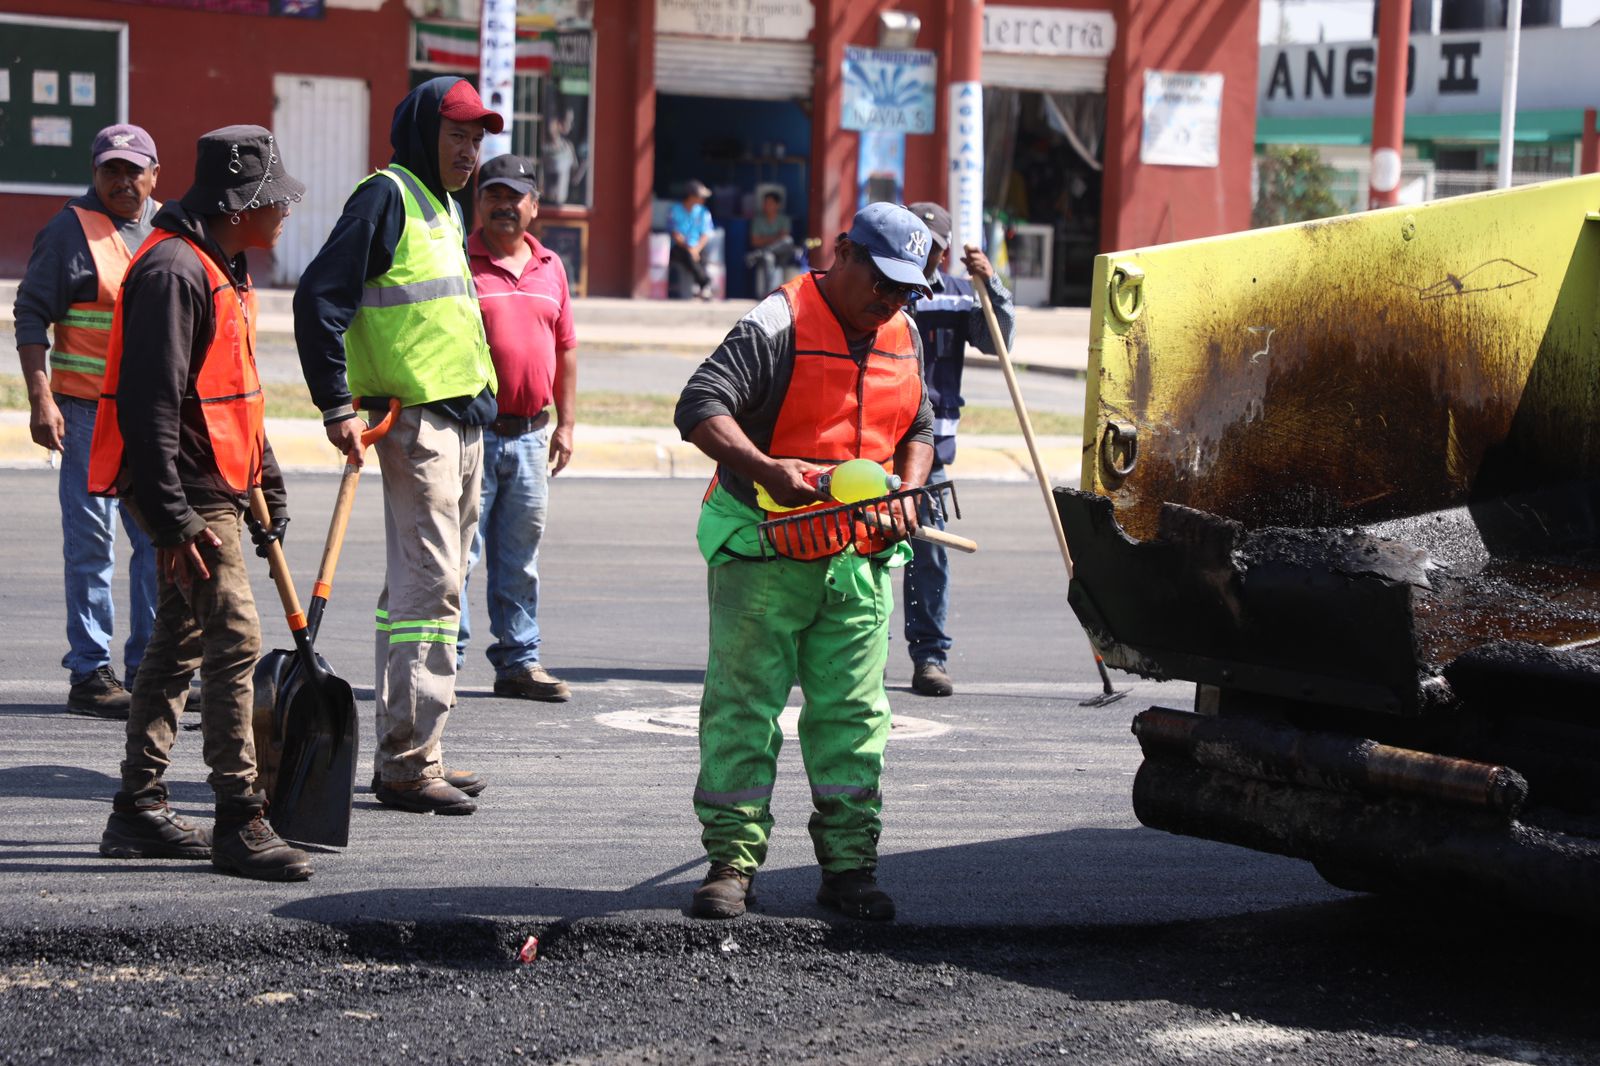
[911, 661, 954, 698]
[67, 666, 132, 719]
[99, 805, 212, 860]
[817, 868, 895, 921]
[212, 796, 312, 881]
[493, 664, 571, 702]
[691, 863, 755, 919]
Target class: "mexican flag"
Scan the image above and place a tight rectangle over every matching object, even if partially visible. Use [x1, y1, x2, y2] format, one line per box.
[415, 20, 555, 73]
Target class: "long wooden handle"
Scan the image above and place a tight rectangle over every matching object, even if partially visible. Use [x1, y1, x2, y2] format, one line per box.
[312, 398, 400, 603]
[969, 248, 1075, 579]
[861, 510, 979, 554]
[311, 467, 360, 603]
[248, 486, 305, 632]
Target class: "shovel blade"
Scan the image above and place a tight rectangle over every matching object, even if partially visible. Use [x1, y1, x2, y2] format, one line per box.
[251, 650, 297, 800]
[268, 657, 359, 848]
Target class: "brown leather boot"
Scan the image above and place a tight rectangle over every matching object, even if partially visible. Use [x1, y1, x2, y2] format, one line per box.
[691, 863, 755, 919]
[374, 776, 477, 815]
[371, 768, 484, 797]
[99, 785, 211, 860]
[211, 793, 312, 882]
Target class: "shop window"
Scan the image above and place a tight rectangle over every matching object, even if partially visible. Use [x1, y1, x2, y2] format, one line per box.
[409, 18, 593, 207]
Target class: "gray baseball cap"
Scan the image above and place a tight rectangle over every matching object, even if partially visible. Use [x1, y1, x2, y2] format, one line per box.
[91, 124, 158, 168]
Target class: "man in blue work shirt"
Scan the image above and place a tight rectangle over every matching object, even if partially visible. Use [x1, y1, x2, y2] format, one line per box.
[902, 202, 1015, 697]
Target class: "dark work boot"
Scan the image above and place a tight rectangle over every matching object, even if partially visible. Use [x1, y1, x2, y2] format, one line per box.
[68, 666, 133, 719]
[691, 863, 755, 920]
[818, 868, 896, 921]
[911, 661, 954, 698]
[99, 785, 212, 860]
[212, 793, 313, 882]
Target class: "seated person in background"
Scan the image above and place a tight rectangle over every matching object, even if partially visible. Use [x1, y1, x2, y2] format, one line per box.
[668, 180, 715, 301]
[744, 190, 797, 297]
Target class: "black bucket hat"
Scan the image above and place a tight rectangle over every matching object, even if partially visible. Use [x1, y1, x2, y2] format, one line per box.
[179, 124, 306, 217]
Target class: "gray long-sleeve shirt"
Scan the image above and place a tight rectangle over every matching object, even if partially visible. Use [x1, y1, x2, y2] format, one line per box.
[13, 190, 158, 350]
[674, 287, 934, 511]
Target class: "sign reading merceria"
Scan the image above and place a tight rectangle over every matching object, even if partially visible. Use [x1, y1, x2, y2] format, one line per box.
[656, 0, 813, 41]
[981, 6, 1115, 57]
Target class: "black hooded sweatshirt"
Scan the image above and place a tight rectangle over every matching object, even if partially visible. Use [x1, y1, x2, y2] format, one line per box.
[293, 77, 496, 426]
[114, 201, 288, 547]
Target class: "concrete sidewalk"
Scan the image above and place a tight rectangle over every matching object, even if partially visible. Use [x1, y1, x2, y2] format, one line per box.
[2, 279, 1093, 376]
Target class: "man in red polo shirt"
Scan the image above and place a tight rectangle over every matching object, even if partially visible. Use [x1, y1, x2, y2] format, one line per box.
[459, 154, 577, 701]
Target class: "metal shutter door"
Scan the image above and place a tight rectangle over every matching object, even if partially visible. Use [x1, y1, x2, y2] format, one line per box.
[982, 54, 1107, 94]
[655, 36, 814, 99]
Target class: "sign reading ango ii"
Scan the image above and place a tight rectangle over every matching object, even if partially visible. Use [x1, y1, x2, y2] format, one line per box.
[842, 47, 935, 135]
[656, 0, 813, 41]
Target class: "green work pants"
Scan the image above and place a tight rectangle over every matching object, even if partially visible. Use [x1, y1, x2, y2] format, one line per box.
[694, 554, 893, 875]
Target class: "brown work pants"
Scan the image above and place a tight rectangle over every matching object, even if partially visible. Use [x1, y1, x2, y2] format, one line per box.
[120, 502, 260, 799]
[372, 406, 482, 782]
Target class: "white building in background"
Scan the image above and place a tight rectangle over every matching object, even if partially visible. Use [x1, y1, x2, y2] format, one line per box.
[1256, 6, 1600, 210]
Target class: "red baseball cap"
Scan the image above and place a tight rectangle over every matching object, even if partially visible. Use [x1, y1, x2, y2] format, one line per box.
[440, 79, 505, 135]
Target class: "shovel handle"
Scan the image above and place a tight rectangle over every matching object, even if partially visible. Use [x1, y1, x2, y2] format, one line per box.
[860, 509, 979, 554]
[312, 399, 400, 605]
[249, 486, 306, 633]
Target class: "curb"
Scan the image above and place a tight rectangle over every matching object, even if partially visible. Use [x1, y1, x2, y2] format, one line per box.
[0, 414, 1082, 482]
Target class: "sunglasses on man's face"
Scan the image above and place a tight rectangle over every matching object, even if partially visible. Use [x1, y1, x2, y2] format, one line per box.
[868, 264, 924, 304]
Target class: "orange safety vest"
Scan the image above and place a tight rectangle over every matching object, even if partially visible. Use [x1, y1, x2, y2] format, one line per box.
[88, 232, 266, 497]
[49, 206, 143, 402]
[760, 272, 923, 561]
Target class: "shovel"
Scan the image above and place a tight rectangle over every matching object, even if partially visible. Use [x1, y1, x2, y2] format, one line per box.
[250, 400, 399, 846]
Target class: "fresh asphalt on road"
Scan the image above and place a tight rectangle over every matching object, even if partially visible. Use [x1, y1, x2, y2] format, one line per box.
[2, 469, 1598, 1065]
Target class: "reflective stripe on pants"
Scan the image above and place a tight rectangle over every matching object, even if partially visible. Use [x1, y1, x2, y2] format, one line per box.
[693, 555, 893, 875]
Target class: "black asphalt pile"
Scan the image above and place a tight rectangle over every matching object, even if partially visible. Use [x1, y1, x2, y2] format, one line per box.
[3, 908, 1600, 1065]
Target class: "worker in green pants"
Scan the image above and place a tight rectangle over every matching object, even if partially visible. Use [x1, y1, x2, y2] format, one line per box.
[675, 203, 937, 921]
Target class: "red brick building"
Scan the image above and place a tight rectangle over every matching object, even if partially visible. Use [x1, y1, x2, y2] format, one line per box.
[1, 0, 1259, 304]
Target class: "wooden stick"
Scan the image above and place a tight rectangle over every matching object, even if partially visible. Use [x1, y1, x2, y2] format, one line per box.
[248, 486, 305, 631]
[969, 247, 1075, 578]
[861, 509, 979, 553]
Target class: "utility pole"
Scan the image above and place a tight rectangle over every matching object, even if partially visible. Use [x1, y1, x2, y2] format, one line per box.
[1496, 0, 1524, 190]
[947, 0, 984, 270]
[1369, 0, 1412, 209]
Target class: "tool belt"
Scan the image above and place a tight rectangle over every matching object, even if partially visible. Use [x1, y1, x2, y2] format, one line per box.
[490, 410, 550, 437]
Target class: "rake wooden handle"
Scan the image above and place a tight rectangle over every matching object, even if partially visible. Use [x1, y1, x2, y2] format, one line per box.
[861, 510, 978, 554]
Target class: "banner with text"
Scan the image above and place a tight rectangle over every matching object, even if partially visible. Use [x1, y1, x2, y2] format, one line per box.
[842, 47, 935, 136]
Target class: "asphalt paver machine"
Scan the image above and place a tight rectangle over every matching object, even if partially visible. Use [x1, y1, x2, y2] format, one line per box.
[1058, 175, 1600, 917]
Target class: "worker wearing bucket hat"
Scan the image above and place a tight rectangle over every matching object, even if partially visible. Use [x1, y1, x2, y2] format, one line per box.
[88, 125, 312, 882]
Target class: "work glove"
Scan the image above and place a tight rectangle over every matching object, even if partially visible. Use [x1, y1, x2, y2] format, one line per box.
[245, 514, 290, 559]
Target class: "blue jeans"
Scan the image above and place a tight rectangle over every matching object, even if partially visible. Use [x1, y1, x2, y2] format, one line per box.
[459, 425, 549, 678]
[902, 463, 951, 667]
[58, 395, 158, 683]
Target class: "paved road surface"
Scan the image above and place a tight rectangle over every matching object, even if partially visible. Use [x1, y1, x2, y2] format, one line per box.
[0, 472, 1593, 1064]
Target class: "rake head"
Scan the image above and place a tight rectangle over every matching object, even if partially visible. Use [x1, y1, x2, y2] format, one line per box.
[756, 480, 961, 558]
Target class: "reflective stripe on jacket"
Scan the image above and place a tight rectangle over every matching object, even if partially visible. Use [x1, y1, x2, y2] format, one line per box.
[49, 206, 133, 402]
[761, 272, 922, 561]
[88, 232, 266, 496]
[344, 165, 496, 407]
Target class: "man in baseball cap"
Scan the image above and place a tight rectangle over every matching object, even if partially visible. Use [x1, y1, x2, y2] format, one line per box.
[294, 76, 502, 817]
[674, 202, 936, 923]
[13, 122, 164, 718]
[899, 202, 1015, 699]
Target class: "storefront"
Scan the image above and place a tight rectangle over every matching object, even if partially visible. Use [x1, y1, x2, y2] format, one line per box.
[0, 0, 409, 281]
[0, 0, 1262, 303]
[1257, 23, 1598, 210]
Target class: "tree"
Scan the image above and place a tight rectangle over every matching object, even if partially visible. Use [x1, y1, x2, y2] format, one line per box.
[1253, 145, 1344, 228]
